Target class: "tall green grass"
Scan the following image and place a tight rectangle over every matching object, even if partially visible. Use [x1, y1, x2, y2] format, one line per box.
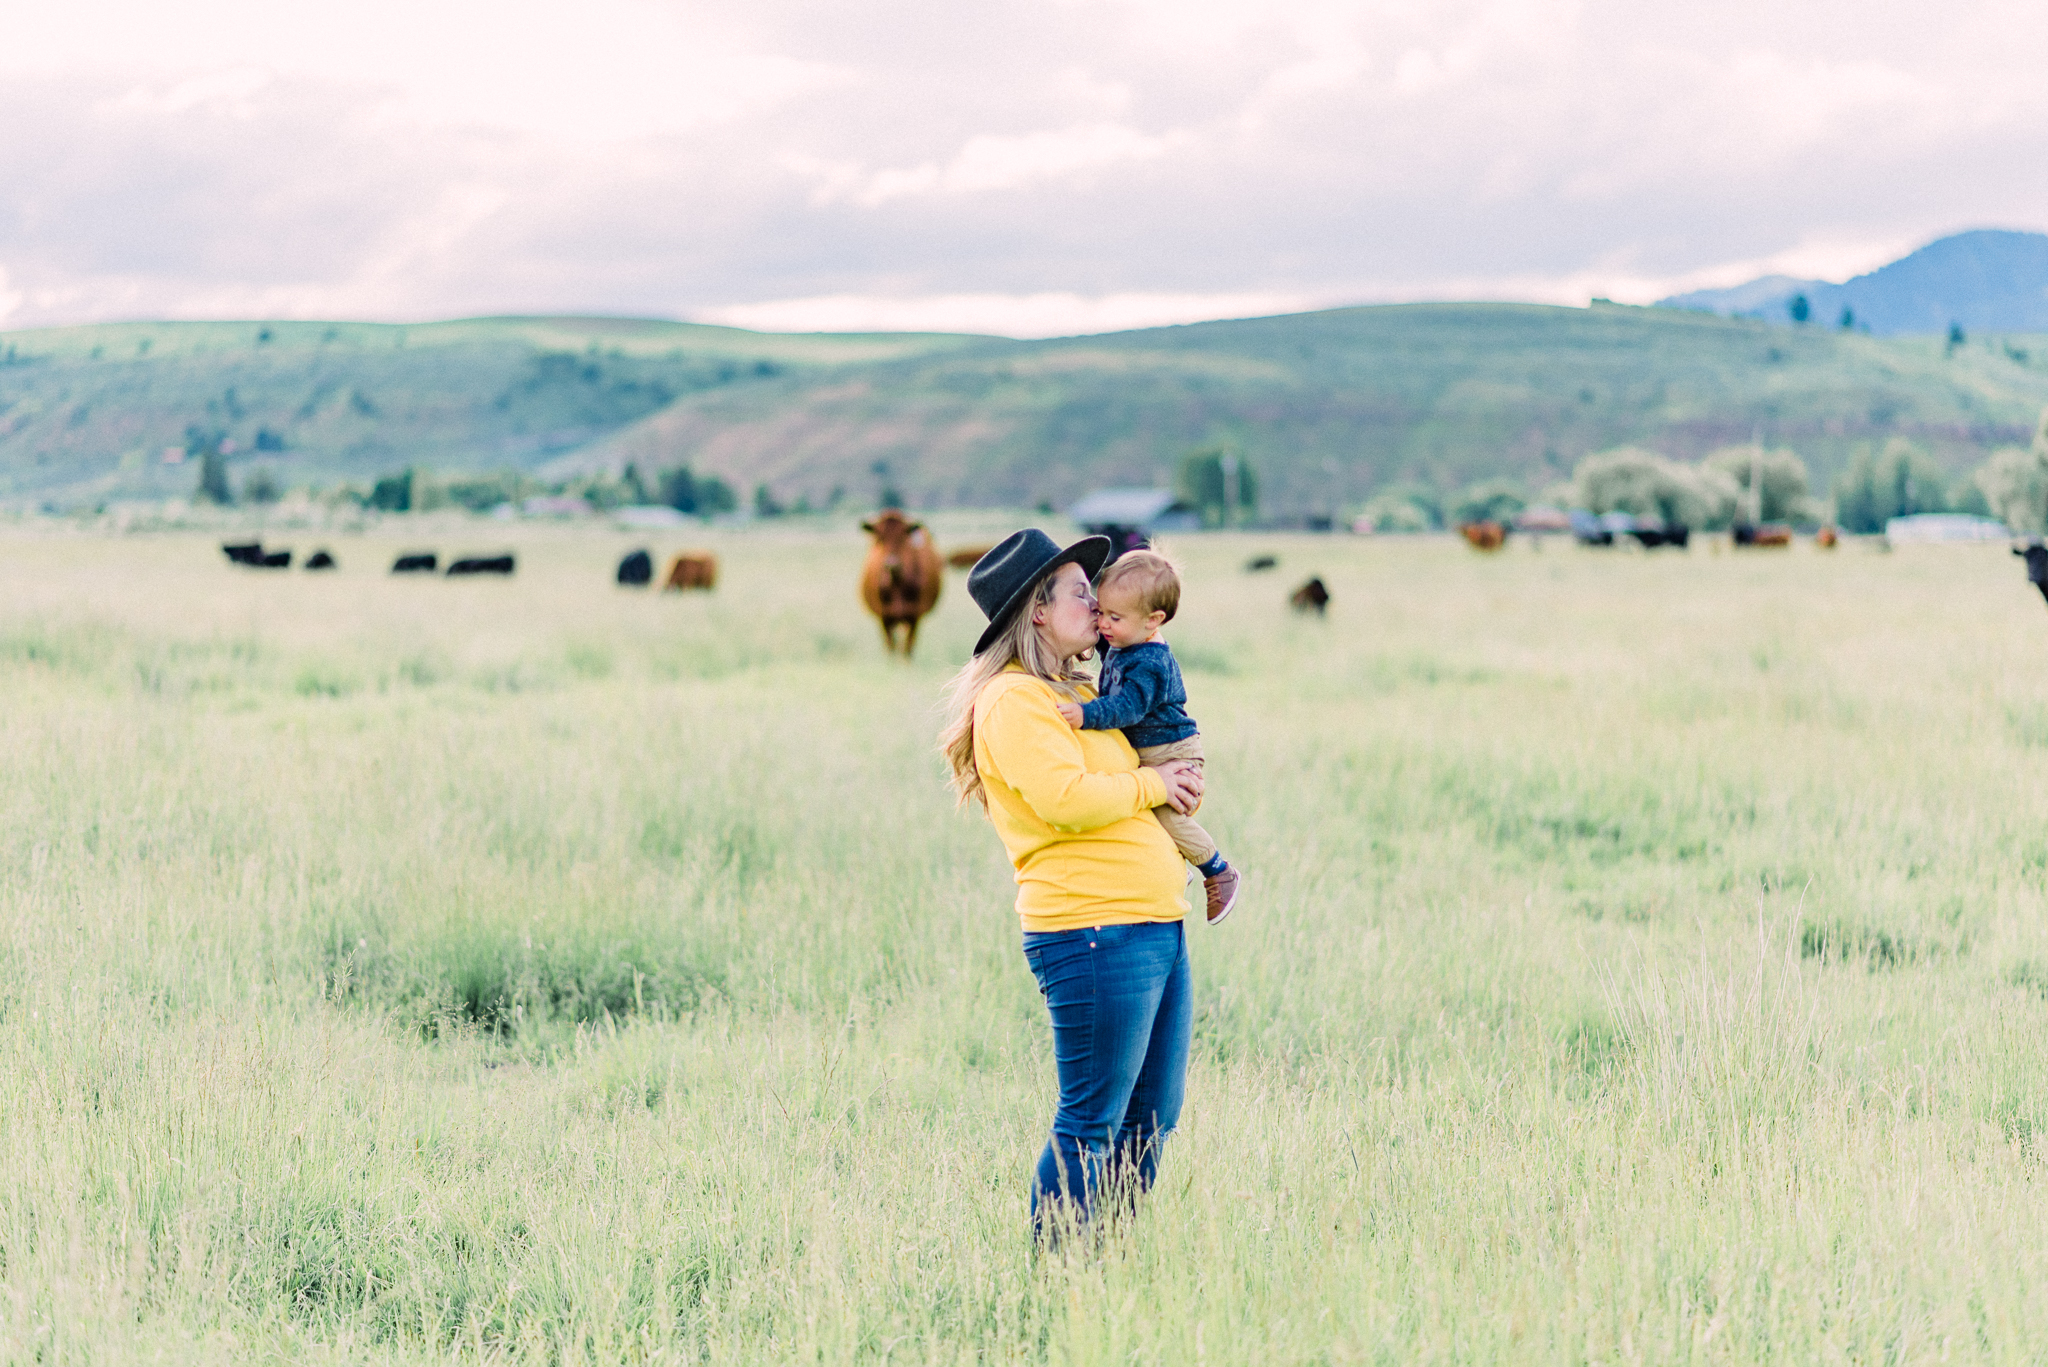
[5, 523, 2048, 1362]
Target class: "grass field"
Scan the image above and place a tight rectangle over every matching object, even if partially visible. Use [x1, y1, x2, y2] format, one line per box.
[6, 520, 2048, 1363]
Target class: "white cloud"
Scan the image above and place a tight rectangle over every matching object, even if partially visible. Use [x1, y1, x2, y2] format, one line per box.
[0, 0, 2044, 331]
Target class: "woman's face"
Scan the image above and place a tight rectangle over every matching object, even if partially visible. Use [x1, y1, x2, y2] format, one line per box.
[1032, 563, 1099, 658]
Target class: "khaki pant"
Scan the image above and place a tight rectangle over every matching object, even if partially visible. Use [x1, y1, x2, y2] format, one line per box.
[1136, 734, 1217, 868]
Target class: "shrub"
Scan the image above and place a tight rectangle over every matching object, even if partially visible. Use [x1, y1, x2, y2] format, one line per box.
[1705, 446, 1818, 524]
[1571, 448, 1737, 528]
[1449, 479, 1526, 526]
[1834, 439, 1954, 533]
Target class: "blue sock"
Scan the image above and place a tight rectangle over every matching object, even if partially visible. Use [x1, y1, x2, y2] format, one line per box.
[1197, 852, 1228, 878]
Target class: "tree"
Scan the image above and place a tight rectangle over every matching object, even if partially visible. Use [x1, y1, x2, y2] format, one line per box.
[1704, 446, 1817, 524]
[1947, 322, 1967, 355]
[1970, 406, 2048, 534]
[196, 450, 233, 505]
[1839, 306, 1856, 330]
[241, 466, 282, 504]
[1832, 439, 1953, 533]
[1356, 487, 1437, 532]
[1176, 448, 1258, 527]
[1571, 448, 1737, 528]
[1449, 479, 1526, 526]
[753, 482, 785, 518]
[1789, 294, 1810, 324]
[658, 465, 736, 517]
[369, 468, 414, 512]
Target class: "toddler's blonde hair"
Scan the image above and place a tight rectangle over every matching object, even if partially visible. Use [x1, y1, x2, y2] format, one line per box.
[1095, 549, 1181, 622]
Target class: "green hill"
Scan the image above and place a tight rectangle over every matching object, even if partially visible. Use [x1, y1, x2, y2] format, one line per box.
[5, 305, 2047, 514]
[585, 303, 2048, 514]
[0, 316, 983, 506]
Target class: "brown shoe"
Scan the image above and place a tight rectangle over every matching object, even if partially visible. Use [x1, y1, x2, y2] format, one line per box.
[1204, 866, 1241, 925]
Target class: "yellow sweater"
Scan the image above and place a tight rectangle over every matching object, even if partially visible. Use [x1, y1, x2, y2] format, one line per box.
[972, 666, 1188, 932]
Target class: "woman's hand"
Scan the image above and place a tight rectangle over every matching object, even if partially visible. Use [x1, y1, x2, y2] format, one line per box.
[1150, 759, 1204, 815]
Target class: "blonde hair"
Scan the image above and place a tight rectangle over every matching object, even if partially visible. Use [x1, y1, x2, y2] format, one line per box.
[938, 575, 1091, 808]
[1095, 549, 1180, 622]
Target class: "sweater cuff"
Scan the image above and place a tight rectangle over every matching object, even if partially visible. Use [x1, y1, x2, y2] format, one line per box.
[1134, 765, 1170, 810]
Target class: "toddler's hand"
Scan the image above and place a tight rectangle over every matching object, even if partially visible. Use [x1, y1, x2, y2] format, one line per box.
[1055, 701, 1084, 728]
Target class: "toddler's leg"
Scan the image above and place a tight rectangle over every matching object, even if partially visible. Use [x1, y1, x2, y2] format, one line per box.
[1136, 739, 1219, 868]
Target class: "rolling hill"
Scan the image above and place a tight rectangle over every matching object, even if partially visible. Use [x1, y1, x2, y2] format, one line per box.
[5, 305, 2048, 516]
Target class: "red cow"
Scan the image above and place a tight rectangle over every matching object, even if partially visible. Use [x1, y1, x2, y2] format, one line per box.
[861, 510, 943, 657]
[1458, 521, 1508, 551]
[663, 552, 718, 590]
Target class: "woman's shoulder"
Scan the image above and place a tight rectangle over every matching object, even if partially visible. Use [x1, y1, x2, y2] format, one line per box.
[976, 668, 1049, 714]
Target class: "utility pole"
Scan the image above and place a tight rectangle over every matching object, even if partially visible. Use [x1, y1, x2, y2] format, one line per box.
[1221, 452, 1239, 529]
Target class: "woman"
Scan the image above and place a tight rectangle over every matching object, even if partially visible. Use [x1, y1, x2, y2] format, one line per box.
[939, 529, 1205, 1236]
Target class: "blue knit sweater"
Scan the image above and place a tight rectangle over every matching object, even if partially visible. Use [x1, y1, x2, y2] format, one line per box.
[1081, 640, 1198, 747]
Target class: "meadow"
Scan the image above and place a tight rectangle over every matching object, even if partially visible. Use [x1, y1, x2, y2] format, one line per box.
[6, 519, 2048, 1363]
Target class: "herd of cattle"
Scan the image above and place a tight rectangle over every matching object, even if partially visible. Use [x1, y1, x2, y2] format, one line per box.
[1452, 515, 1819, 552]
[223, 542, 515, 575]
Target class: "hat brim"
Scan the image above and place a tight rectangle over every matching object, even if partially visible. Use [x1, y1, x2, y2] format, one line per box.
[972, 535, 1112, 657]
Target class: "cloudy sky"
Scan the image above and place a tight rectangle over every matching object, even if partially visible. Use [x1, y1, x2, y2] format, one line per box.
[2, 0, 2045, 336]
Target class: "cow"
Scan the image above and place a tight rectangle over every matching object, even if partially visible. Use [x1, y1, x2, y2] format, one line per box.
[946, 546, 994, 569]
[304, 550, 338, 570]
[1245, 554, 1280, 571]
[446, 554, 515, 576]
[1734, 523, 1793, 548]
[617, 549, 654, 586]
[663, 552, 718, 591]
[861, 509, 943, 657]
[1290, 576, 1330, 616]
[1629, 525, 1690, 549]
[1457, 522, 1508, 551]
[2016, 541, 2048, 607]
[222, 541, 264, 565]
[1816, 525, 1840, 549]
[392, 552, 437, 574]
[258, 549, 291, 569]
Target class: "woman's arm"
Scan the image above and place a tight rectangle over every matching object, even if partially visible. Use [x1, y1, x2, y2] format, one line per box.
[981, 685, 1170, 832]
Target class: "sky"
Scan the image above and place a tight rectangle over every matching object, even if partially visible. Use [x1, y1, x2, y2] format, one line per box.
[2, 0, 2046, 338]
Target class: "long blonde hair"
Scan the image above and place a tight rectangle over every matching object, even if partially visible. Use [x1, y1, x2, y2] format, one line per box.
[939, 574, 1092, 808]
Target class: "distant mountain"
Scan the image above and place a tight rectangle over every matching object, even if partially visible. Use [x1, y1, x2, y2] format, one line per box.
[1658, 229, 2048, 335]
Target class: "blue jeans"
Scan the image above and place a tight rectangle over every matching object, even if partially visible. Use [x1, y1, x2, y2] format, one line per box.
[1021, 919, 1191, 1233]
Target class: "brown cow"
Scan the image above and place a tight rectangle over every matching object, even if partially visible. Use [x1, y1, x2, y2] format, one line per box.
[946, 545, 994, 569]
[861, 510, 943, 657]
[1290, 577, 1330, 616]
[1733, 523, 1793, 549]
[663, 552, 718, 590]
[1815, 525, 1839, 549]
[1457, 521, 1508, 551]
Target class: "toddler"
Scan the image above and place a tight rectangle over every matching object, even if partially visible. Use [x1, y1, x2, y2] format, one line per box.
[1055, 550, 1241, 924]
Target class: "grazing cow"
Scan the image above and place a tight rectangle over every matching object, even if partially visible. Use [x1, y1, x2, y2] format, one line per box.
[2016, 541, 2048, 607]
[1734, 523, 1793, 548]
[1629, 525, 1690, 549]
[617, 548, 654, 586]
[222, 541, 264, 565]
[1246, 554, 1280, 571]
[663, 552, 718, 591]
[258, 549, 291, 569]
[1457, 522, 1508, 551]
[392, 552, 437, 574]
[304, 549, 337, 570]
[1290, 576, 1330, 616]
[1816, 525, 1839, 549]
[861, 509, 943, 657]
[446, 554, 515, 576]
[946, 545, 994, 569]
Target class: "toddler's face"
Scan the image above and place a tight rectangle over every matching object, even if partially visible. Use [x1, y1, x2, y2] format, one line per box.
[1095, 584, 1166, 648]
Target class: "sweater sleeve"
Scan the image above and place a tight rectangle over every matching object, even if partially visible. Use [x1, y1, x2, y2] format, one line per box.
[982, 683, 1170, 831]
[1079, 653, 1167, 732]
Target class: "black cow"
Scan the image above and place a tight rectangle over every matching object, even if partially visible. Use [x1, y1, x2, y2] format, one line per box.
[222, 541, 265, 565]
[446, 554, 515, 577]
[1246, 554, 1279, 572]
[617, 548, 653, 585]
[1290, 576, 1330, 616]
[2016, 542, 2048, 606]
[391, 552, 437, 574]
[258, 550, 291, 569]
[1630, 526, 1691, 549]
[304, 550, 337, 570]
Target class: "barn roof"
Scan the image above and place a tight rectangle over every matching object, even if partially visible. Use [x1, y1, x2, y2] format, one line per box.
[1067, 488, 1188, 527]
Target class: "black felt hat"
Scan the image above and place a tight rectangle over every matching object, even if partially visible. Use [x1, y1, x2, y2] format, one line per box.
[967, 529, 1112, 656]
